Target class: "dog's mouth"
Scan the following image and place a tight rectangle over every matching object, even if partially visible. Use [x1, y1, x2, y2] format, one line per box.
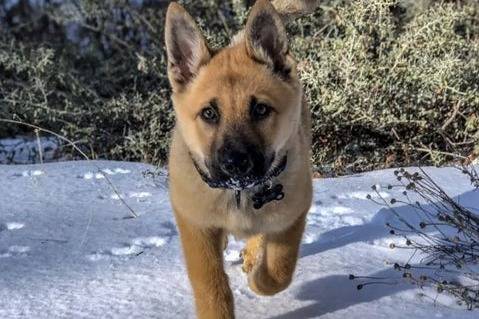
[192, 154, 287, 191]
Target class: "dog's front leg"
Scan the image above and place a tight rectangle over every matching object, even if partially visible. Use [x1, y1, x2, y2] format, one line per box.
[175, 213, 234, 319]
[247, 213, 306, 296]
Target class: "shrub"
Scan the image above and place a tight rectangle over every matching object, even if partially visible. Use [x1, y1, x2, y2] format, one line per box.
[351, 165, 479, 309]
[291, 0, 479, 173]
[0, 0, 478, 172]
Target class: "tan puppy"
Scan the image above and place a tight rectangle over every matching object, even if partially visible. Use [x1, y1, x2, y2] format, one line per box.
[165, 1, 317, 318]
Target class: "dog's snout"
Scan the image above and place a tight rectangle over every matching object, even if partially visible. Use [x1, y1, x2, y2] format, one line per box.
[212, 137, 268, 183]
[220, 149, 253, 177]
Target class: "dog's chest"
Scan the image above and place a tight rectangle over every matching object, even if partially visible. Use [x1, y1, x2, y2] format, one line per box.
[221, 190, 291, 237]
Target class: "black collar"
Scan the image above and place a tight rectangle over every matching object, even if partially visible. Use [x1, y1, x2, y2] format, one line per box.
[191, 155, 287, 210]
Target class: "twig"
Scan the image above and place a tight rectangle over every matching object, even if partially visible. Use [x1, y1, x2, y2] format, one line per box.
[35, 128, 44, 165]
[217, 8, 232, 38]
[412, 147, 467, 159]
[441, 101, 461, 131]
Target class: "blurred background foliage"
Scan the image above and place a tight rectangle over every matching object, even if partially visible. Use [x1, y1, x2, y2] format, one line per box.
[0, 0, 478, 174]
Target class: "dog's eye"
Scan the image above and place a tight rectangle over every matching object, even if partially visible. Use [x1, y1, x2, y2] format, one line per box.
[200, 106, 219, 124]
[251, 101, 272, 121]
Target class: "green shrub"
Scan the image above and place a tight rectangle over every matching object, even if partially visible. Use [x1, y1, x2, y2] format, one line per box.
[291, 0, 479, 173]
[0, 0, 478, 173]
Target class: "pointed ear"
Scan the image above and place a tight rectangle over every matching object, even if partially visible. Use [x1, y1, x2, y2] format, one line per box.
[165, 3, 211, 92]
[245, 0, 290, 78]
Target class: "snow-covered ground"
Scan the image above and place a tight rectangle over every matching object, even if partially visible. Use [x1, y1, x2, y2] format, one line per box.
[0, 161, 477, 318]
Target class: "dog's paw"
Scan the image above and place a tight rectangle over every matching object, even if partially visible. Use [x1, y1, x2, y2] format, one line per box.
[240, 236, 263, 274]
[240, 248, 256, 273]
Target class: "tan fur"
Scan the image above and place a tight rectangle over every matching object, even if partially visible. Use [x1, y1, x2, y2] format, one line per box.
[272, 0, 321, 20]
[165, 1, 314, 318]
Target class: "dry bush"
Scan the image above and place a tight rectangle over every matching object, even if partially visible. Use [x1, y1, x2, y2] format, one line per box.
[1, 0, 478, 172]
[292, 0, 479, 174]
[351, 165, 479, 309]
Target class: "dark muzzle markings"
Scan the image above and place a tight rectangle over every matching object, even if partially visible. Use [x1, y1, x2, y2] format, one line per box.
[190, 152, 287, 209]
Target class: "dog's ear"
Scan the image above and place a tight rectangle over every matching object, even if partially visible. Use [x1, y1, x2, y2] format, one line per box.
[165, 3, 211, 92]
[245, 0, 290, 78]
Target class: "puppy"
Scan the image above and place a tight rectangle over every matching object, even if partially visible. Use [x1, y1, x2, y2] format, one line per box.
[165, 1, 316, 317]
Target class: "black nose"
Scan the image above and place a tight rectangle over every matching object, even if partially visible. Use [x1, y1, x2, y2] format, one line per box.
[220, 150, 253, 177]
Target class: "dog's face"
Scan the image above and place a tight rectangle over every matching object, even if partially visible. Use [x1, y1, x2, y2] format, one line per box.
[165, 0, 302, 190]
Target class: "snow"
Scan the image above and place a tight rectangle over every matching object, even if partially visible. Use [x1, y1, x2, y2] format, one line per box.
[80, 168, 132, 181]
[0, 160, 477, 318]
